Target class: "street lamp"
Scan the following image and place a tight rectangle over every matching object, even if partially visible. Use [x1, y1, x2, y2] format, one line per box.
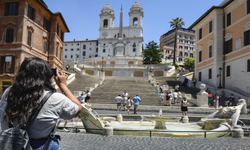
[218, 67, 222, 88]
[101, 57, 104, 72]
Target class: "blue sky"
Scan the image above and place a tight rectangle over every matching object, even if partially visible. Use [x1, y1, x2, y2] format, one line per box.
[44, 0, 222, 45]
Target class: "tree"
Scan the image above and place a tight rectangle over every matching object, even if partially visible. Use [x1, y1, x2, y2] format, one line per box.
[184, 57, 195, 69]
[169, 17, 185, 66]
[143, 41, 161, 64]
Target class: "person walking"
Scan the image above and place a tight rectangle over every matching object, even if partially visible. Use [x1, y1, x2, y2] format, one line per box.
[173, 91, 178, 104]
[160, 84, 163, 93]
[126, 96, 133, 115]
[122, 91, 129, 111]
[208, 92, 213, 106]
[85, 90, 91, 104]
[155, 83, 160, 94]
[159, 92, 165, 106]
[193, 78, 197, 87]
[165, 91, 170, 106]
[175, 84, 179, 92]
[213, 95, 219, 109]
[181, 97, 188, 116]
[168, 92, 173, 106]
[177, 92, 182, 103]
[79, 92, 86, 104]
[133, 95, 141, 114]
[0, 57, 82, 150]
[115, 94, 122, 111]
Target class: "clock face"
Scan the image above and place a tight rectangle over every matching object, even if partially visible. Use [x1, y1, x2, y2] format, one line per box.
[102, 31, 109, 38]
[132, 30, 139, 36]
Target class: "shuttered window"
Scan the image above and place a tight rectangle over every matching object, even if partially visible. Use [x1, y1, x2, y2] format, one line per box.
[28, 5, 36, 20]
[225, 39, 232, 54]
[5, 2, 19, 16]
[6, 29, 14, 43]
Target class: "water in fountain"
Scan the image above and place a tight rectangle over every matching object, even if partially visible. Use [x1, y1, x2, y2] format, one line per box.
[159, 109, 163, 117]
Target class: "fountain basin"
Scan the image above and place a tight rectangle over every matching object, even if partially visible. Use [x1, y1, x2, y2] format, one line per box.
[143, 116, 181, 129]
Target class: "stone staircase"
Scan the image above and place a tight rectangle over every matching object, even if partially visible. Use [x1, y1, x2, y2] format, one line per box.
[90, 76, 159, 105]
[153, 70, 200, 106]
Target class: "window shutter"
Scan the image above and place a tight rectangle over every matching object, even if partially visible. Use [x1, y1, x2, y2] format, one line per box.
[32, 8, 36, 20]
[244, 31, 248, 46]
[11, 56, 15, 73]
[0, 56, 5, 74]
[5, 3, 10, 16]
[248, 0, 250, 14]
[15, 2, 19, 15]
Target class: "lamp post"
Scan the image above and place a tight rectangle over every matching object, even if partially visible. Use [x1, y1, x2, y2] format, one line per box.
[101, 56, 104, 72]
[218, 67, 222, 88]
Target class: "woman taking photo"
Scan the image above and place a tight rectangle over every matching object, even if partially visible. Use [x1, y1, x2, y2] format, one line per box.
[0, 57, 82, 150]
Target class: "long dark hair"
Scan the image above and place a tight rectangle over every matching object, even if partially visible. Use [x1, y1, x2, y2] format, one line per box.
[4, 57, 56, 126]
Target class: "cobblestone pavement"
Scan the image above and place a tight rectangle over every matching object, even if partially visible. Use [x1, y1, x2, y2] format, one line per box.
[57, 132, 250, 150]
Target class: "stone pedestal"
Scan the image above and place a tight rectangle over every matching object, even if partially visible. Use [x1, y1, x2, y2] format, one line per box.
[196, 84, 209, 107]
[182, 116, 189, 123]
[117, 114, 123, 123]
[232, 125, 244, 138]
[102, 126, 113, 136]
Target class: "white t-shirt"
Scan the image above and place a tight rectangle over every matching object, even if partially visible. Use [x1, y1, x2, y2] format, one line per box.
[80, 94, 86, 103]
[173, 92, 178, 98]
[115, 96, 122, 103]
[0, 89, 79, 139]
[122, 93, 129, 100]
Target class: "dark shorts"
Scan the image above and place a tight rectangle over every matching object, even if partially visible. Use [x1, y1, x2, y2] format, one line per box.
[181, 107, 188, 112]
[117, 103, 121, 107]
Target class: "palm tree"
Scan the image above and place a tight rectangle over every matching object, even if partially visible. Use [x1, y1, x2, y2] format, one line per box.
[169, 17, 185, 67]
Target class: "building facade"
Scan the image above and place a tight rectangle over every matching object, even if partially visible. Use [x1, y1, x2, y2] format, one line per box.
[189, 0, 250, 94]
[159, 28, 195, 62]
[0, 0, 69, 96]
[64, 40, 98, 61]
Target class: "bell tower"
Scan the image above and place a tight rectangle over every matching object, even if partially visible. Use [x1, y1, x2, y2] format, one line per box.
[99, 3, 115, 29]
[129, 1, 144, 28]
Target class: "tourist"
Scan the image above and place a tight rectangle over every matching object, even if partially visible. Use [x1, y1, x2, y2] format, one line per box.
[0, 57, 82, 149]
[159, 92, 165, 106]
[181, 97, 188, 116]
[193, 78, 197, 87]
[168, 92, 173, 106]
[175, 84, 179, 92]
[56, 120, 69, 132]
[226, 94, 235, 106]
[208, 92, 213, 106]
[177, 92, 182, 103]
[176, 73, 180, 80]
[126, 96, 133, 115]
[160, 84, 163, 93]
[155, 83, 160, 94]
[133, 95, 141, 114]
[122, 91, 129, 111]
[85, 90, 91, 104]
[173, 91, 178, 104]
[80, 92, 86, 104]
[165, 91, 170, 106]
[115, 94, 122, 111]
[213, 95, 219, 109]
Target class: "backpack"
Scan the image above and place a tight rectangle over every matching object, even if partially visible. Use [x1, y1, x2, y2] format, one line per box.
[0, 92, 53, 150]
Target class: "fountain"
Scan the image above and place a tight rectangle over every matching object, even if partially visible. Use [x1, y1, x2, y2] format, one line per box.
[78, 99, 247, 137]
[143, 109, 181, 129]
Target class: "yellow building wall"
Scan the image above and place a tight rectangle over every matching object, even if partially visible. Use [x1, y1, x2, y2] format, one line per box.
[232, 3, 245, 23]
[105, 70, 113, 76]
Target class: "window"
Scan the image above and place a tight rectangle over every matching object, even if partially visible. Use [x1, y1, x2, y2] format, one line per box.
[133, 43, 136, 52]
[209, 20, 213, 33]
[244, 30, 250, 46]
[247, 59, 250, 72]
[227, 13, 231, 27]
[0, 56, 15, 74]
[184, 52, 188, 56]
[208, 69, 212, 79]
[71, 49, 73, 51]
[83, 45, 86, 49]
[190, 47, 194, 50]
[133, 17, 138, 26]
[185, 46, 188, 50]
[247, 0, 250, 14]
[77, 43, 79, 45]
[209, 45, 212, 58]
[103, 49, 106, 53]
[96, 48, 98, 52]
[90, 43, 92, 45]
[5, 2, 19, 16]
[198, 72, 202, 81]
[185, 41, 189, 44]
[226, 65, 231, 77]
[76, 55, 79, 58]
[43, 41, 47, 54]
[77, 48, 80, 51]
[71, 55, 73, 58]
[179, 52, 183, 57]
[190, 53, 193, 58]
[65, 44, 67, 46]
[179, 46, 183, 49]
[89, 48, 92, 50]
[199, 51, 202, 62]
[179, 40, 183, 43]
[27, 31, 32, 46]
[96, 41, 98, 46]
[56, 46, 58, 57]
[65, 49, 68, 51]
[103, 19, 108, 27]
[43, 17, 50, 31]
[60, 30, 64, 41]
[82, 51, 86, 56]
[65, 55, 67, 59]
[6, 29, 14, 43]
[199, 28, 202, 40]
[235, 38, 242, 50]
[225, 39, 232, 54]
[28, 5, 36, 20]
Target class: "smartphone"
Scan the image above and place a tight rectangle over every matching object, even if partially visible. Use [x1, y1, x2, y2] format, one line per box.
[51, 68, 57, 77]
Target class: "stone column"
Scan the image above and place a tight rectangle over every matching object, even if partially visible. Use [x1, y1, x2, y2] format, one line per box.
[102, 123, 113, 136]
[196, 84, 209, 107]
[182, 116, 189, 123]
[232, 125, 244, 138]
[117, 114, 123, 123]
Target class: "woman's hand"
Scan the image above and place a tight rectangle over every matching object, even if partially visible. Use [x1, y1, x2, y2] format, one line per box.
[54, 70, 68, 88]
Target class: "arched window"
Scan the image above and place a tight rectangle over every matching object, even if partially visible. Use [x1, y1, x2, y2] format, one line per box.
[103, 19, 108, 27]
[133, 17, 138, 26]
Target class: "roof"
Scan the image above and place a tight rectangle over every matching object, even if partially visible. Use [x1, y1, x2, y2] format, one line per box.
[161, 28, 195, 38]
[64, 40, 98, 43]
[188, 0, 234, 30]
[36, 0, 70, 32]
